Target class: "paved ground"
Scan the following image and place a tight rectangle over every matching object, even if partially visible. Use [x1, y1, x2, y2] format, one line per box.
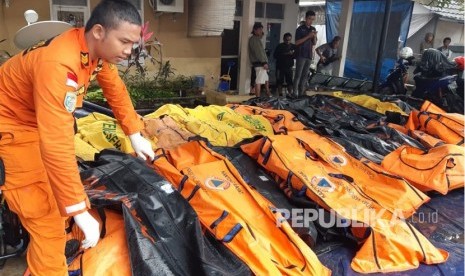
[1, 253, 26, 276]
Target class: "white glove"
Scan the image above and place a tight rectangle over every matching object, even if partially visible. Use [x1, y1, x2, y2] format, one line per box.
[73, 211, 100, 249]
[129, 132, 155, 161]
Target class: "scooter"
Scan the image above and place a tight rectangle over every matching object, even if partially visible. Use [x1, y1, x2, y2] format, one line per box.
[378, 47, 415, 95]
[412, 74, 462, 114]
[412, 50, 463, 114]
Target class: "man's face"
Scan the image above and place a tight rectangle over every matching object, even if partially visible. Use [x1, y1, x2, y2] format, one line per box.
[305, 15, 315, 26]
[284, 36, 292, 44]
[96, 21, 141, 64]
[444, 40, 451, 47]
[254, 27, 264, 37]
[333, 41, 340, 48]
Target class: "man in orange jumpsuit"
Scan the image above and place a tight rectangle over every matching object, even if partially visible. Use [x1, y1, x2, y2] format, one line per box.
[0, 0, 154, 275]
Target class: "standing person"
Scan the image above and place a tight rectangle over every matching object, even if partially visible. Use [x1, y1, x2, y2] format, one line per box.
[293, 10, 318, 97]
[437, 37, 453, 59]
[0, 0, 154, 275]
[316, 36, 341, 75]
[67, 14, 77, 27]
[249, 22, 271, 97]
[273, 32, 296, 96]
[420, 32, 434, 55]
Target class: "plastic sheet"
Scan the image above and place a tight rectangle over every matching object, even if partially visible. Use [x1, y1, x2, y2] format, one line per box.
[79, 150, 250, 276]
[318, 189, 464, 275]
[326, 0, 414, 81]
[243, 95, 425, 162]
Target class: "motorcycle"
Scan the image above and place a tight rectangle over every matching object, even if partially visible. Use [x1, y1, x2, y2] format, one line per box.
[378, 47, 414, 95]
[412, 49, 463, 114]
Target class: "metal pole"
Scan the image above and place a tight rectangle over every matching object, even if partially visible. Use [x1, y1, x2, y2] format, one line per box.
[372, 0, 392, 94]
[335, 0, 354, 77]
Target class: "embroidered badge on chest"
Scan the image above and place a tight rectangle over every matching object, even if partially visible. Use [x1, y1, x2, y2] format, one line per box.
[64, 92, 77, 113]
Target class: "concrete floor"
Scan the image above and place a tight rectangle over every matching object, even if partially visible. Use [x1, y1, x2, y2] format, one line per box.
[0, 254, 27, 276]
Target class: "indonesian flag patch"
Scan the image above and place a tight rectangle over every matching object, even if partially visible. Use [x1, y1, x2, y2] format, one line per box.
[66, 72, 78, 89]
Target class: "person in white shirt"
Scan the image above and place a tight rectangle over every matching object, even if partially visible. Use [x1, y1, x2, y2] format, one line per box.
[437, 37, 453, 59]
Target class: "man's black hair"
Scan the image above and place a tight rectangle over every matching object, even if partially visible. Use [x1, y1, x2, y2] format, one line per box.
[443, 37, 451, 43]
[85, 0, 142, 32]
[332, 36, 341, 42]
[330, 36, 341, 47]
[283, 32, 292, 40]
[305, 10, 316, 18]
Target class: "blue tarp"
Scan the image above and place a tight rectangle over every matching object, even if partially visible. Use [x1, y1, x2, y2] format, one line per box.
[326, 0, 414, 82]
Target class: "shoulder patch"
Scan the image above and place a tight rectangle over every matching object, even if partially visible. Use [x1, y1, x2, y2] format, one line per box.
[80, 52, 89, 67]
[64, 92, 77, 113]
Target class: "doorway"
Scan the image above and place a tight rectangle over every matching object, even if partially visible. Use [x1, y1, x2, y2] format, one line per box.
[220, 1, 285, 92]
[264, 22, 282, 85]
[220, 20, 240, 91]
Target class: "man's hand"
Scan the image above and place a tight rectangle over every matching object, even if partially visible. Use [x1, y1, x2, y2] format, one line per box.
[73, 211, 100, 249]
[129, 132, 155, 161]
[308, 30, 317, 39]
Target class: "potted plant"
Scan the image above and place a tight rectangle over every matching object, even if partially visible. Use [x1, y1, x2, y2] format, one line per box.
[85, 22, 206, 110]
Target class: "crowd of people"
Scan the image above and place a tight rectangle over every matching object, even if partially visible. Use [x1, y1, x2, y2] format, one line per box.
[248, 9, 457, 98]
[248, 10, 342, 97]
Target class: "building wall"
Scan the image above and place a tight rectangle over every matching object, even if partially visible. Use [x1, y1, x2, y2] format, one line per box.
[0, 0, 222, 90]
[406, 16, 464, 58]
[435, 19, 464, 48]
[281, 0, 300, 42]
[406, 16, 438, 56]
[0, 1, 51, 51]
[144, 0, 222, 89]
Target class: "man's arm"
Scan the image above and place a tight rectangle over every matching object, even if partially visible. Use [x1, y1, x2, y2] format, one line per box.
[273, 44, 281, 60]
[33, 61, 90, 217]
[97, 62, 154, 160]
[295, 27, 317, 47]
[316, 44, 329, 62]
[97, 62, 144, 135]
[448, 50, 453, 59]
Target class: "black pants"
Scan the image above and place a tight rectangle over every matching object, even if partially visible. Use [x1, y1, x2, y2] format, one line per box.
[276, 67, 293, 86]
[250, 66, 256, 87]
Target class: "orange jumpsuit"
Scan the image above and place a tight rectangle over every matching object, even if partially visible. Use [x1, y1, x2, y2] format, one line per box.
[0, 28, 143, 275]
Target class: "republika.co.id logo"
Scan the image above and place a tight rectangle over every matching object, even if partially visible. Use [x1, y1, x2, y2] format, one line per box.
[205, 177, 231, 191]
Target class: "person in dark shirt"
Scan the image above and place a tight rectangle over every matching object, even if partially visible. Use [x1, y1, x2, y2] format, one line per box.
[273, 32, 296, 96]
[293, 10, 318, 97]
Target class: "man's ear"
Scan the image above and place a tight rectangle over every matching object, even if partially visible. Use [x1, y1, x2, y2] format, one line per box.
[91, 24, 105, 41]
